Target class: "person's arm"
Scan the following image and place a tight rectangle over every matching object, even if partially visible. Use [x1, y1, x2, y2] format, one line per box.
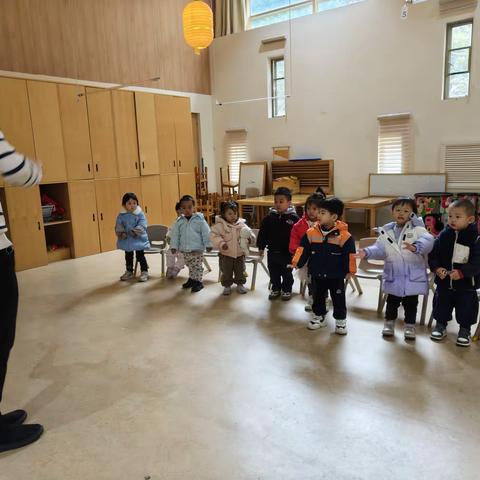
[114, 215, 126, 238]
[289, 223, 302, 255]
[291, 233, 311, 269]
[210, 224, 226, 250]
[256, 217, 269, 252]
[412, 230, 435, 256]
[0, 132, 42, 186]
[344, 236, 357, 275]
[362, 239, 386, 260]
[170, 221, 180, 251]
[201, 219, 212, 250]
[428, 237, 448, 278]
[456, 236, 480, 279]
[132, 212, 147, 236]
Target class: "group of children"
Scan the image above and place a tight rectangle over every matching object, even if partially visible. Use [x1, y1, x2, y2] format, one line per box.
[114, 186, 480, 347]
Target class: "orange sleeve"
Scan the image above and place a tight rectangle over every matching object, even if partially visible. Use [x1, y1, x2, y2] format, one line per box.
[349, 253, 357, 275]
[291, 246, 304, 268]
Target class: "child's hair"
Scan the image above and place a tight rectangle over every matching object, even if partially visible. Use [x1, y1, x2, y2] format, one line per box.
[179, 195, 195, 206]
[391, 197, 418, 215]
[274, 186, 292, 201]
[175, 201, 182, 211]
[315, 186, 327, 199]
[305, 192, 324, 211]
[450, 198, 476, 217]
[122, 192, 139, 206]
[220, 200, 239, 218]
[320, 197, 344, 218]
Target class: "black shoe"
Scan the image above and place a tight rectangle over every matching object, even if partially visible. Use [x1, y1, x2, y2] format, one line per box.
[430, 323, 447, 341]
[182, 278, 194, 289]
[0, 424, 44, 453]
[456, 327, 471, 347]
[0, 409, 27, 426]
[191, 281, 204, 293]
[268, 290, 281, 300]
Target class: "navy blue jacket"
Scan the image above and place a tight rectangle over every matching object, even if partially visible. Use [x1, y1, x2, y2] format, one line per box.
[257, 207, 299, 255]
[428, 223, 480, 291]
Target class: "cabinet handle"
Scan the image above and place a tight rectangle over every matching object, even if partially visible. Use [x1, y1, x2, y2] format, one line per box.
[88, 164, 91, 172]
[135, 162, 138, 170]
[145, 205, 148, 213]
[142, 161, 145, 169]
[173, 160, 176, 167]
[100, 213, 103, 221]
[179, 160, 182, 168]
[37, 221, 41, 230]
[95, 164, 99, 172]
[92, 213, 95, 222]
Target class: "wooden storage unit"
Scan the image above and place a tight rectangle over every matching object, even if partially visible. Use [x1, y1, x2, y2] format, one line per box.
[95, 179, 121, 252]
[140, 175, 163, 225]
[160, 174, 180, 225]
[135, 92, 160, 175]
[174, 96, 196, 174]
[156, 95, 177, 174]
[118, 177, 142, 205]
[178, 172, 196, 198]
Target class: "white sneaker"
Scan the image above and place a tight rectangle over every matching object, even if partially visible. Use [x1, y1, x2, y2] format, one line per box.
[120, 271, 134, 281]
[307, 315, 327, 330]
[304, 296, 313, 312]
[138, 271, 149, 282]
[382, 320, 395, 337]
[335, 319, 348, 335]
[223, 287, 232, 296]
[236, 285, 248, 294]
[404, 324, 416, 340]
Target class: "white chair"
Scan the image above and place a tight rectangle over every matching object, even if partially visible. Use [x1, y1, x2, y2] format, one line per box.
[244, 228, 269, 291]
[134, 225, 168, 276]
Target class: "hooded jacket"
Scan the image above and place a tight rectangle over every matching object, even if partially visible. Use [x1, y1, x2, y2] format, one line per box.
[257, 206, 299, 255]
[210, 215, 255, 258]
[289, 213, 316, 254]
[170, 212, 211, 252]
[115, 206, 150, 252]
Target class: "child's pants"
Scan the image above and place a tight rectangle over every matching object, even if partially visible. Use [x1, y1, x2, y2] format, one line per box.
[166, 249, 185, 270]
[219, 254, 246, 287]
[125, 250, 148, 272]
[312, 277, 346, 319]
[267, 251, 294, 293]
[183, 252, 204, 282]
[433, 287, 479, 329]
[385, 295, 418, 325]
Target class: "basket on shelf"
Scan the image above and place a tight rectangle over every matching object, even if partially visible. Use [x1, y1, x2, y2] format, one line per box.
[41, 205, 54, 222]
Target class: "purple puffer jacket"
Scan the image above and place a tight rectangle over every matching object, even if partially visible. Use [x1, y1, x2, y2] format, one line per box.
[364, 216, 434, 297]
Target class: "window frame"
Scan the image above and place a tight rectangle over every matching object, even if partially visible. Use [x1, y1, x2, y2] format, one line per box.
[444, 19, 474, 100]
[270, 56, 286, 118]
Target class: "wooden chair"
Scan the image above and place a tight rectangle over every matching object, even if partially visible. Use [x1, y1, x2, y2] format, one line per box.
[244, 228, 269, 291]
[220, 166, 238, 196]
[134, 225, 168, 277]
[195, 166, 208, 199]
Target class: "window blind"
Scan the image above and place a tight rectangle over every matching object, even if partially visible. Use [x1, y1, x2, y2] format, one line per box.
[225, 130, 248, 183]
[377, 114, 412, 174]
[443, 143, 480, 191]
[440, 0, 477, 15]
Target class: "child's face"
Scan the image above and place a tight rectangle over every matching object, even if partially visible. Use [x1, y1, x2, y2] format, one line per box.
[306, 203, 320, 222]
[274, 195, 291, 213]
[392, 203, 413, 226]
[181, 200, 195, 217]
[176, 207, 183, 217]
[448, 207, 475, 230]
[224, 208, 238, 224]
[318, 208, 337, 227]
[124, 198, 138, 213]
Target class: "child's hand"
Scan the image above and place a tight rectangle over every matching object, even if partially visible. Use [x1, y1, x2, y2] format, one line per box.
[287, 264, 294, 270]
[435, 267, 448, 280]
[221, 244, 229, 251]
[355, 249, 366, 259]
[206, 247, 213, 252]
[449, 269, 463, 281]
[171, 248, 177, 254]
[402, 242, 417, 253]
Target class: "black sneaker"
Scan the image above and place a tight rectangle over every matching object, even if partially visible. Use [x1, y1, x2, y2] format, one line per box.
[191, 281, 204, 293]
[430, 323, 447, 341]
[268, 290, 281, 300]
[0, 409, 27, 426]
[0, 424, 44, 453]
[182, 278, 194, 289]
[456, 327, 471, 347]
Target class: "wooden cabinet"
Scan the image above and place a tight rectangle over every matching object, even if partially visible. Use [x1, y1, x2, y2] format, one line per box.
[119, 177, 142, 205]
[95, 179, 121, 252]
[155, 95, 177, 174]
[178, 172, 196, 199]
[160, 174, 180, 226]
[140, 175, 162, 225]
[68, 181, 101, 257]
[86, 88, 118, 179]
[58, 84, 94, 180]
[173, 96, 195, 174]
[112, 91, 140, 178]
[4, 186, 47, 270]
[135, 92, 160, 175]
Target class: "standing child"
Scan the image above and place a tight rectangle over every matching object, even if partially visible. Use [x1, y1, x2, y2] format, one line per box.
[257, 187, 299, 301]
[170, 195, 212, 293]
[211, 201, 255, 295]
[357, 198, 434, 340]
[115, 192, 150, 282]
[292, 198, 356, 334]
[166, 202, 185, 279]
[429, 199, 480, 347]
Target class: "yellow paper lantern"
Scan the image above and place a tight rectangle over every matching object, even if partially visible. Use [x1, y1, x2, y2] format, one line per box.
[183, 1, 214, 55]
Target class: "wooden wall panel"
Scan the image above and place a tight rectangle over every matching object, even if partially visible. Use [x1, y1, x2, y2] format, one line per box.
[0, 0, 211, 95]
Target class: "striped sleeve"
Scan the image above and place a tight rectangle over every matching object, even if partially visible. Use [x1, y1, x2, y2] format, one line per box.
[0, 131, 42, 186]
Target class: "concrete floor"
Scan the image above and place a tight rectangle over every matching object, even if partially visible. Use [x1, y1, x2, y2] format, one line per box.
[1, 250, 480, 479]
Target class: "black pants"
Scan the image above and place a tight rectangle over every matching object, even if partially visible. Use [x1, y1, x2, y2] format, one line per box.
[312, 277, 346, 319]
[0, 247, 18, 404]
[267, 251, 293, 293]
[125, 250, 148, 272]
[385, 295, 418, 325]
[433, 288, 479, 329]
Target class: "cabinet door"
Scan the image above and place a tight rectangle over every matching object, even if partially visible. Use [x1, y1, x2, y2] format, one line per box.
[86, 88, 118, 179]
[140, 175, 162, 225]
[178, 172, 196, 199]
[160, 174, 180, 226]
[68, 181, 101, 257]
[27, 81, 67, 184]
[135, 92, 160, 175]
[173, 96, 195, 174]
[119, 177, 143, 206]
[112, 91, 140, 178]
[5, 186, 47, 271]
[95, 179, 121, 252]
[58, 84, 94, 180]
[155, 95, 177, 175]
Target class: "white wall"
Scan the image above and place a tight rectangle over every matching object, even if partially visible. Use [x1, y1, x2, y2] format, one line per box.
[211, 0, 480, 213]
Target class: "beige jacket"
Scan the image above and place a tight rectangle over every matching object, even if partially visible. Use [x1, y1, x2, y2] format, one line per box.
[210, 216, 255, 258]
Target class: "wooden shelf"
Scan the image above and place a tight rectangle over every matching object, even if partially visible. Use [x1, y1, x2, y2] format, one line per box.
[47, 246, 71, 263]
[44, 219, 71, 227]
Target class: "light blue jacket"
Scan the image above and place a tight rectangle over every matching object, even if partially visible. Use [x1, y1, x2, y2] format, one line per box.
[115, 206, 150, 252]
[170, 212, 211, 252]
[364, 215, 434, 297]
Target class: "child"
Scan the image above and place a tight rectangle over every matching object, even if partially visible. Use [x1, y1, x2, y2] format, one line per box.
[115, 192, 150, 282]
[357, 197, 434, 340]
[257, 187, 299, 301]
[210, 200, 255, 295]
[292, 198, 356, 334]
[428, 199, 480, 347]
[170, 195, 212, 293]
[289, 190, 326, 311]
[166, 202, 186, 279]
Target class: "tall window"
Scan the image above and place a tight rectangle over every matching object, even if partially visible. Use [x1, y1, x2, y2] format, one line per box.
[271, 57, 286, 118]
[377, 114, 412, 174]
[225, 130, 248, 183]
[444, 20, 473, 99]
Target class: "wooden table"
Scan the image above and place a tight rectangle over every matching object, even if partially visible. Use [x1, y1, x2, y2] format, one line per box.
[237, 194, 311, 220]
[344, 196, 396, 236]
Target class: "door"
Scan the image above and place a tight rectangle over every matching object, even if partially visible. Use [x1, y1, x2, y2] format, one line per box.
[27, 81, 67, 184]
[155, 95, 177, 174]
[68, 181, 101, 257]
[140, 175, 162, 225]
[119, 177, 142, 206]
[135, 92, 160, 175]
[58, 84, 94, 180]
[112, 91, 140, 178]
[178, 172, 196, 199]
[95, 179, 121, 252]
[4, 186, 47, 271]
[160, 174, 180, 226]
[173, 96, 195, 174]
[86, 88, 118, 179]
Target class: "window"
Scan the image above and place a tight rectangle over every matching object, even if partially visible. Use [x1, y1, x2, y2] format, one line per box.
[225, 130, 248, 183]
[444, 20, 473, 99]
[443, 143, 480, 191]
[271, 57, 286, 117]
[247, 0, 363, 29]
[377, 114, 412, 174]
